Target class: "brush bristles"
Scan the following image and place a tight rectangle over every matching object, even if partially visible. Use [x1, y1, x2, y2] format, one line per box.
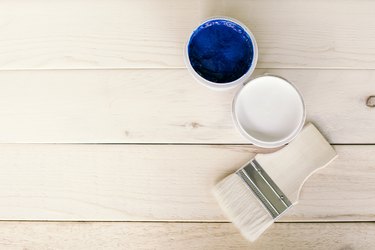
[213, 173, 274, 242]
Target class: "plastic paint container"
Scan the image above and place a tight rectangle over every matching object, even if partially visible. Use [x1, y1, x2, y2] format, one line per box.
[185, 18, 305, 148]
[232, 75, 306, 148]
[185, 17, 258, 89]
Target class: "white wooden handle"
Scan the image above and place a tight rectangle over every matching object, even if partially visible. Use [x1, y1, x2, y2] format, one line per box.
[255, 123, 337, 203]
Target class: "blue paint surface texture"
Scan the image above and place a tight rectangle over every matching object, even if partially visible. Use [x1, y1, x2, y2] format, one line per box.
[188, 19, 254, 83]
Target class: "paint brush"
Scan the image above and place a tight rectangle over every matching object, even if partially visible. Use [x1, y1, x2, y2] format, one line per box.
[214, 123, 337, 241]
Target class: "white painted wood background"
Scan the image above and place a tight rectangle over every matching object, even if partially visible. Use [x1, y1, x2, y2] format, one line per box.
[0, 0, 374, 249]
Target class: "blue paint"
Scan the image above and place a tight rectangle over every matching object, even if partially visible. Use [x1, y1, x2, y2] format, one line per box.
[187, 19, 254, 83]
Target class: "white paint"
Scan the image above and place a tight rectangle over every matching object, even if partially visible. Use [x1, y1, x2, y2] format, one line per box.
[233, 75, 305, 148]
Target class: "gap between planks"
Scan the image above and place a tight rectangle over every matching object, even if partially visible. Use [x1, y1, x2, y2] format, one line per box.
[0, 220, 370, 224]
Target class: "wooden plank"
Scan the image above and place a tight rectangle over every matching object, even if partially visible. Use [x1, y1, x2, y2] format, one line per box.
[0, 221, 372, 249]
[0, 0, 375, 69]
[0, 0, 206, 69]
[0, 144, 373, 221]
[0, 69, 372, 143]
[230, 0, 375, 69]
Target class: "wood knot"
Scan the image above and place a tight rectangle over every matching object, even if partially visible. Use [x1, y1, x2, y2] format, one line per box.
[366, 96, 375, 107]
[190, 122, 202, 129]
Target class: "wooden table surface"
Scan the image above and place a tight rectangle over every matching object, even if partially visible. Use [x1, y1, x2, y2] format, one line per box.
[1, 0, 375, 249]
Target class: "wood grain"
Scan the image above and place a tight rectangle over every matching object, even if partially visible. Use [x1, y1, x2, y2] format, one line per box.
[0, 0, 374, 69]
[0, 221, 372, 250]
[0, 144, 373, 221]
[0, 69, 372, 143]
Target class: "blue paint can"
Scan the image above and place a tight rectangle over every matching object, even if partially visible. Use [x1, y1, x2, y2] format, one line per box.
[185, 17, 258, 89]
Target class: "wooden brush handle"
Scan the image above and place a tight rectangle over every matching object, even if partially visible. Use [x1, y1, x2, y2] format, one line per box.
[254, 123, 337, 204]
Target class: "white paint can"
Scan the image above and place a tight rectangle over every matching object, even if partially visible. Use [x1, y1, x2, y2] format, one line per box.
[232, 75, 306, 148]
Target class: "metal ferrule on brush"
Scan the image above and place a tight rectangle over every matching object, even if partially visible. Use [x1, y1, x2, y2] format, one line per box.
[236, 159, 292, 218]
